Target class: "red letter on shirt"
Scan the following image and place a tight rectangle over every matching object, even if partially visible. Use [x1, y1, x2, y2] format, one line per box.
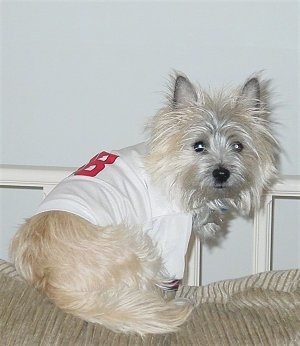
[74, 152, 119, 177]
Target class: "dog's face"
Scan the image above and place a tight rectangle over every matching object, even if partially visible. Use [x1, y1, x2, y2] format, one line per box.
[145, 73, 279, 214]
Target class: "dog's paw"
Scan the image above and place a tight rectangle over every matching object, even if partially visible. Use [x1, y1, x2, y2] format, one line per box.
[195, 222, 221, 241]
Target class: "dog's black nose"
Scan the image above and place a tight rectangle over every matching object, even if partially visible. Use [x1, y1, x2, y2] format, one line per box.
[212, 167, 230, 183]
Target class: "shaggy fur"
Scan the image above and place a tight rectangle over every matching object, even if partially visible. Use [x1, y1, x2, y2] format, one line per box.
[146, 73, 278, 238]
[10, 72, 278, 335]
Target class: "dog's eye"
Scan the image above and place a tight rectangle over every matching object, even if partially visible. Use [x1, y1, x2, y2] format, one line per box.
[193, 141, 206, 153]
[231, 141, 244, 152]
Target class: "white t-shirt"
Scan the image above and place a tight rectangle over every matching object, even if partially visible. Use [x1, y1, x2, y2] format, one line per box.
[36, 143, 192, 279]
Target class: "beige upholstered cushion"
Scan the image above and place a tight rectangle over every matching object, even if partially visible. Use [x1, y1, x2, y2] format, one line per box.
[0, 259, 299, 345]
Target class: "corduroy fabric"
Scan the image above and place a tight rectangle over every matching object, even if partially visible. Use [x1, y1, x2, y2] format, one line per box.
[173, 270, 300, 345]
[0, 259, 299, 345]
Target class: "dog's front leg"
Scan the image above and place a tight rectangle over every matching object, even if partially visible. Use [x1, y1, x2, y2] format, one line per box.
[192, 207, 225, 240]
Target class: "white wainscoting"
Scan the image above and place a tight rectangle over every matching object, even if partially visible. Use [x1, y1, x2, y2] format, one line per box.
[1, 165, 300, 286]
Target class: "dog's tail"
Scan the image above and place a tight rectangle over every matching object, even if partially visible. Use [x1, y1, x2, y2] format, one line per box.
[46, 284, 193, 335]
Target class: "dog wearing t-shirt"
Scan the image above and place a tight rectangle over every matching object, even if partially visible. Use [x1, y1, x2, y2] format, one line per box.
[11, 72, 278, 335]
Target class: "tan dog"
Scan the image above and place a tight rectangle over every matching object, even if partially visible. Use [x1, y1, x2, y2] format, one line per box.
[11, 73, 278, 335]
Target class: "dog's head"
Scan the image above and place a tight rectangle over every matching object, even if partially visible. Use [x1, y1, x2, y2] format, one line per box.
[145, 73, 279, 215]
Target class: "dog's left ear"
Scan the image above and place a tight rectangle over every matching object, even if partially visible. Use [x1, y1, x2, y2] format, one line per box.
[173, 75, 198, 107]
[241, 77, 261, 109]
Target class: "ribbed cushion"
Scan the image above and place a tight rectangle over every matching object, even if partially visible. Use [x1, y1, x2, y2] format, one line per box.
[0, 259, 299, 345]
[173, 270, 300, 345]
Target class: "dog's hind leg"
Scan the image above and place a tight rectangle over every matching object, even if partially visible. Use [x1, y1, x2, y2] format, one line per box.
[10, 211, 193, 335]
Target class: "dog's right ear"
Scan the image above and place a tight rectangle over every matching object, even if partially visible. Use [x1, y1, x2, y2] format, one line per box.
[173, 75, 198, 107]
[241, 77, 261, 109]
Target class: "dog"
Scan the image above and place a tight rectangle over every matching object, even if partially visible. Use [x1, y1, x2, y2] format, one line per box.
[10, 72, 278, 335]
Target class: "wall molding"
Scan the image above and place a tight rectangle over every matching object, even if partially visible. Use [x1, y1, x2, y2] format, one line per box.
[1, 165, 299, 286]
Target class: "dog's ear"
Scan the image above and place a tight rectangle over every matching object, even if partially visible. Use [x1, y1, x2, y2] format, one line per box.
[241, 77, 261, 109]
[173, 75, 198, 107]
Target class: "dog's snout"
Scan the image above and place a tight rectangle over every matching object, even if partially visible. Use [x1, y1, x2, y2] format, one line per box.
[212, 167, 230, 183]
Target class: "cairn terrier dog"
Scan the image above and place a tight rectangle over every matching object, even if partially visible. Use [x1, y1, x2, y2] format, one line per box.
[11, 72, 278, 335]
